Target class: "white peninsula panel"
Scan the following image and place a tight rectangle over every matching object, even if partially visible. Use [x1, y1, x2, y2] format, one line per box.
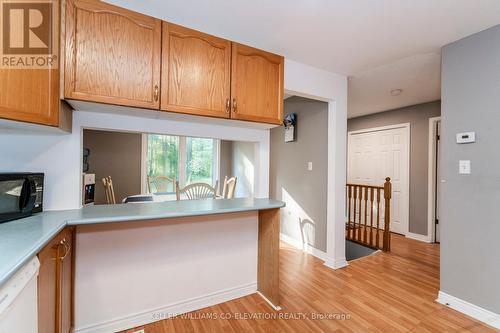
[74, 211, 258, 333]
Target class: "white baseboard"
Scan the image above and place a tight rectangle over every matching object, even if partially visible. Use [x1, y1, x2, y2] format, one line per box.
[437, 291, 500, 329]
[74, 283, 257, 333]
[280, 233, 328, 261]
[280, 233, 348, 269]
[406, 232, 432, 243]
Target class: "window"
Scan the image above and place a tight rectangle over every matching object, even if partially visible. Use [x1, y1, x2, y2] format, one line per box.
[185, 137, 214, 185]
[144, 134, 218, 192]
[147, 134, 179, 182]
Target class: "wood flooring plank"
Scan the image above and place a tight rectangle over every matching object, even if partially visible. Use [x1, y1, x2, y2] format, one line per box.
[118, 235, 498, 333]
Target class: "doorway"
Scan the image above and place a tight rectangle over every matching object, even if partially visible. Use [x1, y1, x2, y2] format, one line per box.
[347, 123, 410, 235]
[427, 117, 441, 243]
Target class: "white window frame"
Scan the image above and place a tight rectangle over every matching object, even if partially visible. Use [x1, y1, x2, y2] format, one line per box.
[141, 134, 220, 193]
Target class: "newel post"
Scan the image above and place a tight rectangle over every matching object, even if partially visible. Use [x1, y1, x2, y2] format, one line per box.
[383, 177, 392, 252]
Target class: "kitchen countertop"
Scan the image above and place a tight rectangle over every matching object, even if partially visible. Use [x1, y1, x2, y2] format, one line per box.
[0, 198, 284, 287]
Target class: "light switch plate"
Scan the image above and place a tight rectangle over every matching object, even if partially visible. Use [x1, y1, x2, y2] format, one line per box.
[307, 162, 313, 171]
[459, 160, 471, 174]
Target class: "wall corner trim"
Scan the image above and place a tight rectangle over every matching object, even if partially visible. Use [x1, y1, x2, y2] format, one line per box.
[406, 232, 432, 243]
[74, 283, 257, 333]
[323, 257, 348, 270]
[436, 291, 500, 329]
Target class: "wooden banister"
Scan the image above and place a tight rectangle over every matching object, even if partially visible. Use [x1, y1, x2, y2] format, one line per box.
[383, 177, 392, 252]
[345, 177, 392, 252]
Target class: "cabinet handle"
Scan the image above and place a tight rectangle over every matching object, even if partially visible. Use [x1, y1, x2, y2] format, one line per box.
[59, 238, 70, 261]
[225, 98, 230, 113]
[232, 98, 237, 113]
[51, 238, 65, 261]
[153, 85, 159, 102]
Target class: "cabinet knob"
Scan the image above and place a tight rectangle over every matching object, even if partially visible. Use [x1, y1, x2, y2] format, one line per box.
[225, 98, 230, 113]
[232, 98, 237, 112]
[153, 85, 159, 102]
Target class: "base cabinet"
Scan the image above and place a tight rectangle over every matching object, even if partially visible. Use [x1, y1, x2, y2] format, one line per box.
[37, 227, 74, 333]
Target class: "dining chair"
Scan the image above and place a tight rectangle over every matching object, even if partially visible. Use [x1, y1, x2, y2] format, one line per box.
[176, 181, 218, 200]
[148, 175, 176, 193]
[222, 176, 237, 199]
[102, 176, 116, 204]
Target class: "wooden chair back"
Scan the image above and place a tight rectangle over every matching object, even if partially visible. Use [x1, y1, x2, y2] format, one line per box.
[148, 175, 176, 193]
[102, 176, 116, 204]
[176, 181, 218, 200]
[222, 176, 237, 199]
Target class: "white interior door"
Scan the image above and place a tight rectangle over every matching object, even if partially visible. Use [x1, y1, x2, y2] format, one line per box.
[348, 125, 409, 235]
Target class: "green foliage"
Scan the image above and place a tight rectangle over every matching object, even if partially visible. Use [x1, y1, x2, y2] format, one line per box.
[186, 137, 213, 184]
[147, 135, 214, 186]
[147, 134, 179, 180]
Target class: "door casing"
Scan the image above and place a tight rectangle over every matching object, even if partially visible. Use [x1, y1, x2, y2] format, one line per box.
[427, 117, 441, 243]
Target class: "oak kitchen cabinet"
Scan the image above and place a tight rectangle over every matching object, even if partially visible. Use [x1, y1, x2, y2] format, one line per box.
[2, 0, 284, 127]
[0, 0, 71, 128]
[230, 43, 284, 125]
[38, 227, 74, 333]
[64, 0, 162, 109]
[0, 68, 60, 126]
[161, 23, 284, 124]
[161, 23, 232, 119]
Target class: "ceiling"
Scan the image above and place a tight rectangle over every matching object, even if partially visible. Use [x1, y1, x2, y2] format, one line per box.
[348, 53, 442, 118]
[109, 0, 500, 117]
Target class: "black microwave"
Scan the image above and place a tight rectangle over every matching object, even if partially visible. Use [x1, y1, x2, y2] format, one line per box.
[0, 173, 44, 224]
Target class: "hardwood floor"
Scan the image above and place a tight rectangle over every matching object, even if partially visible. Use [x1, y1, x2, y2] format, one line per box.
[121, 234, 497, 333]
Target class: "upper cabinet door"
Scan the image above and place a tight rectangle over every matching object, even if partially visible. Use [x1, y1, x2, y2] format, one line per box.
[161, 23, 231, 118]
[230, 43, 284, 125]
[0, 0, 60, 127]
[64, 0, 161, 109]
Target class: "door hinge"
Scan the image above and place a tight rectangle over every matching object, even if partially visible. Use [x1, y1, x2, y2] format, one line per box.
[436, 134, 440, 141]
[435, 218, 439, 225]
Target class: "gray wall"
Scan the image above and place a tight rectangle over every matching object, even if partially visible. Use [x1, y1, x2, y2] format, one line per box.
[270, 96, 328, 251]
[83, 130, 142, 204]
[348, 101, 441, 235]
[441, 25, 500, 313]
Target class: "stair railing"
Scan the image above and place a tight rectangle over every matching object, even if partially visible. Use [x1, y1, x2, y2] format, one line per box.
[346, 177, 392, 252]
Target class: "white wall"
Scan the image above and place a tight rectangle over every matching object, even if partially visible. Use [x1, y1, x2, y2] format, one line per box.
[284, 59, 348, 269]
[231, 141, 256, 197]
[0, 128, 81, 210]
[0, 109, 270, 210]
[75, 212, 258, 333]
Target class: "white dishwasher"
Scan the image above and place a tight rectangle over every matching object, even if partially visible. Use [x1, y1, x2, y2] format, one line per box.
[0, 257, 40, 333]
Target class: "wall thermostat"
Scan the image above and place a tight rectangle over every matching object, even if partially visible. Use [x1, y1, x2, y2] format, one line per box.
[456, 132, 475, 144]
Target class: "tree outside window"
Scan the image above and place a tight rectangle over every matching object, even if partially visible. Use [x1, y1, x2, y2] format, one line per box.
[146, 134, 217, 191]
